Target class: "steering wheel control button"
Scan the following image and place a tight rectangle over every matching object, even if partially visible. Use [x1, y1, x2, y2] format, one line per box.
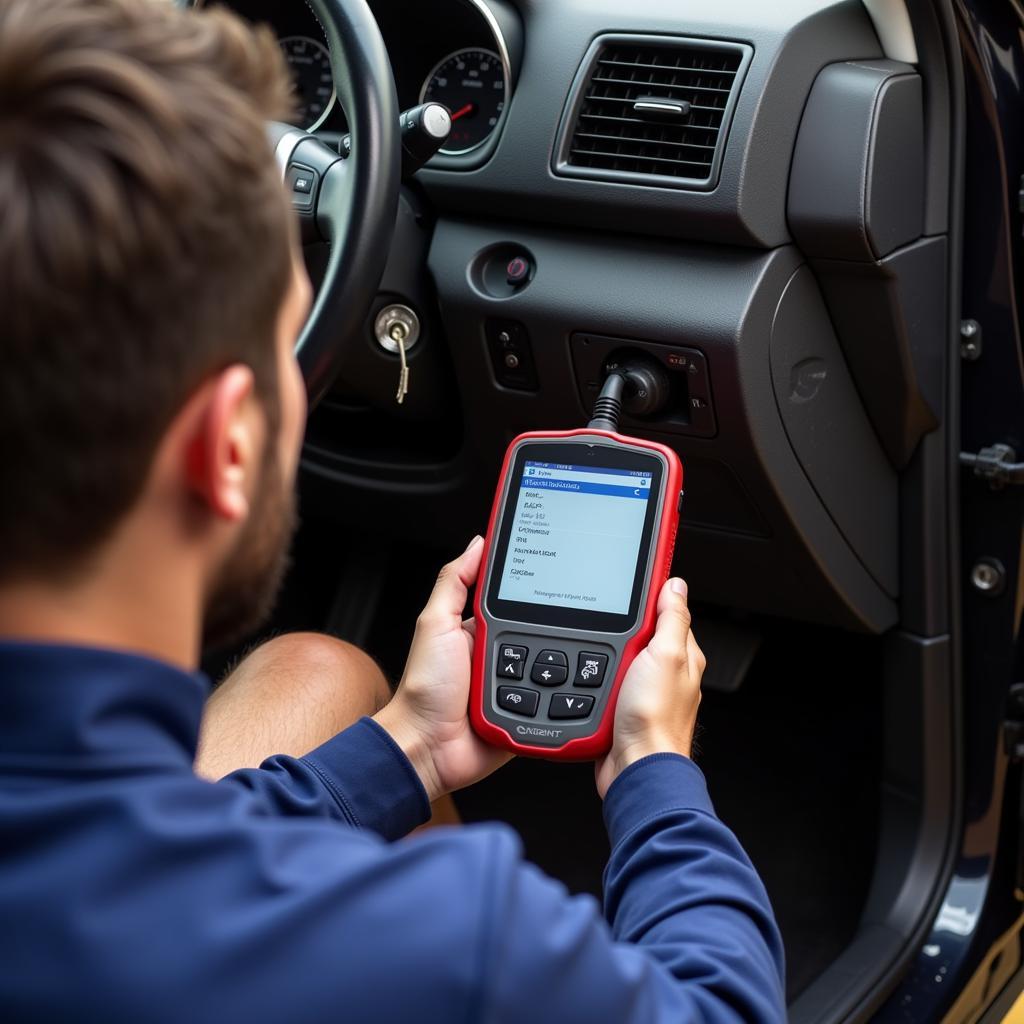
[485, 319, 538, 391]
[287, 165, 317, 209]
[531, 659, 568, 686]
[496, 644, 528, 680]
[549, 693, 595, 720]
[506, 256, 531, 286]
[497, 686, 539, 717]
[572, 653, 609, 688]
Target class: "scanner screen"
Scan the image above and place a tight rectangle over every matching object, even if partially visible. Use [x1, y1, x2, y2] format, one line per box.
[496, 461, 653, 615]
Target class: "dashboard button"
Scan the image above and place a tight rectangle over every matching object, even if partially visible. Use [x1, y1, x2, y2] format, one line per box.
[485, 319, 538, 391]
[506, 255, 531, 286]
[497, 686, 539, 717]
[573, 653, 609, 688]
[549, 693, 594, 720]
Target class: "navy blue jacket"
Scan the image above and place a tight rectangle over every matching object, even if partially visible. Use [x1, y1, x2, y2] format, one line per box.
[0, 643, 785, 1023]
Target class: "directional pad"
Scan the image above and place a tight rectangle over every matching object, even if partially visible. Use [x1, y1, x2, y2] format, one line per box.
[530, 649, 568, 686]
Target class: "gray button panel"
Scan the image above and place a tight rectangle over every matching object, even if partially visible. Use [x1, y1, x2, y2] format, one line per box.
[487, 631, 620, 746]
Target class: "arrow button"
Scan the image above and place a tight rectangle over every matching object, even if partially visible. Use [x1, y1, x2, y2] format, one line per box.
[549, 693, 594, 720]
[536, 649, 568, 669]
[531, 659, 567, 686]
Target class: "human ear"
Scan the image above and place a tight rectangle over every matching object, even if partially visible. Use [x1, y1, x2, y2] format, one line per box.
[184, 365, 259, 522]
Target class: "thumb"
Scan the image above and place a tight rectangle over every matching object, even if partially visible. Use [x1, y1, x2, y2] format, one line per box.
[416, 536, 484, 638]
[648, 577, 692, 661]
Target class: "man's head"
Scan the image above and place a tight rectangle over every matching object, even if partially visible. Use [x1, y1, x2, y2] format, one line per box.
[0, 0, 312, 647]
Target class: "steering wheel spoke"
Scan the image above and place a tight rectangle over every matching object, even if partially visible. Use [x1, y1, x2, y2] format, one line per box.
[269, 124, 350, 245]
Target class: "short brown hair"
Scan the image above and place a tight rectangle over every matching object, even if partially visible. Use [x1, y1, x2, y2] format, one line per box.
[0, 0, 296, 579]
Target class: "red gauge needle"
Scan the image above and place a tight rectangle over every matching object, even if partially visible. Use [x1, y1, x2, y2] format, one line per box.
[450, 103, 475, 122]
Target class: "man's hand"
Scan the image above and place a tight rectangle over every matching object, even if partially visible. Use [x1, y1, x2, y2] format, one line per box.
[374, 536, 513, 802]
[595, 578, 705, 799]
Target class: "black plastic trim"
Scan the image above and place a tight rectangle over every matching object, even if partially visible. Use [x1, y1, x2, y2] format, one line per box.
[788, 60, 925, 262]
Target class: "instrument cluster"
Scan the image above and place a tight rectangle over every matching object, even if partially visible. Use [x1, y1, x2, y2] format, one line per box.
[201, 0, 516, 161]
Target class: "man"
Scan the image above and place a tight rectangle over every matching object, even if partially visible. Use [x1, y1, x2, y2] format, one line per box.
[0, 0, 785, 1021]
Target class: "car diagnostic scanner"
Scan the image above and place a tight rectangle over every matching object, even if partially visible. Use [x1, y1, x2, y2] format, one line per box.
[470, 371, 684, 760]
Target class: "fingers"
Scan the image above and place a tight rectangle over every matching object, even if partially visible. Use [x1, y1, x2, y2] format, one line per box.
[648, 577, 692, 668]
[600, 578, 702, 792]
[416, 536, 484, 637]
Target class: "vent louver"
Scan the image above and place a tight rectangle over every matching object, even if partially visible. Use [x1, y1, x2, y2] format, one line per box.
[556, 36, 749, 189]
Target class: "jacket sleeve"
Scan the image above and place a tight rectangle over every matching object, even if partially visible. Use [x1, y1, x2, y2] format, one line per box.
[479, 754, 786, 1024]
[216, 717, 431, 840]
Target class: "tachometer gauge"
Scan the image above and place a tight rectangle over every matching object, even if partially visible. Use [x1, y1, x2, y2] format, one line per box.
[280, 35, 335, 132]
[419, 48, 506, 154]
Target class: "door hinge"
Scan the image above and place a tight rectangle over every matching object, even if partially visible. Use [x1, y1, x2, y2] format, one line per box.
[960, 444, 1024, 489]
[1004, 684, 1024, 762]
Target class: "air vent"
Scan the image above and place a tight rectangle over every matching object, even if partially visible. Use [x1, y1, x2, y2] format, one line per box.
[555, 36, 751, 189]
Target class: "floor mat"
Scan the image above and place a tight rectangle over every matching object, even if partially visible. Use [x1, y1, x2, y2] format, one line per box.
[695, 621, 883, 998]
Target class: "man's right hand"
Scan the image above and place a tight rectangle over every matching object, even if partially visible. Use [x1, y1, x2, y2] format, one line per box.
[595, 578, 705, 798]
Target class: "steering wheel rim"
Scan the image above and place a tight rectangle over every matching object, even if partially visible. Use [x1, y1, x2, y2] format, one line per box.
[282, 0, 401, 410]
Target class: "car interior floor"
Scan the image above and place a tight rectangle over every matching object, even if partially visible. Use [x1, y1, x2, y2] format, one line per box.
[208, 524, 885, 1002]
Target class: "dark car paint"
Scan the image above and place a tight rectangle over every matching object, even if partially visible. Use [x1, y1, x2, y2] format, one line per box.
[877, 0, 1024, 1018]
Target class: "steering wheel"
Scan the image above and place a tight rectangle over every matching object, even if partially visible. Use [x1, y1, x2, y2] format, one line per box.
[266, 0, 400, 410]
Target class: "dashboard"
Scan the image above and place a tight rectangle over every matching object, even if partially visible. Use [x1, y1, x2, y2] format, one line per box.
[190, 0, 951, 643]
[202, 0, 519, 165]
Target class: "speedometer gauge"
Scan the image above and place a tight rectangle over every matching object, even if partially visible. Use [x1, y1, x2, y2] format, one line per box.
[419, 48, 506, 154]
[280, 35, 335, 132]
